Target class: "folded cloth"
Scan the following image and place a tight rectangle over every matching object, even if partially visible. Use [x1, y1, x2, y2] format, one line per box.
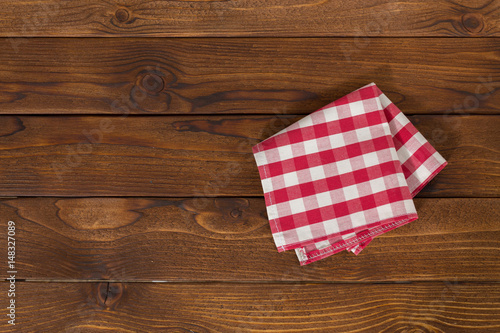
[252, 83, 447, 265]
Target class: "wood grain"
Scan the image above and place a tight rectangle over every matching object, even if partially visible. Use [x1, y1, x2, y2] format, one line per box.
[0, 281, 499, 332]
[0, 0, 498, 37]
[1, 197, 498, 281]
[0, 38, 499, 115]
[1, 1, 498, 330]
[0, 115, 497, 197]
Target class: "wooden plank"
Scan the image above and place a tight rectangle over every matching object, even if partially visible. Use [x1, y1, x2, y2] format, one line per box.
[1, 198, 498, 281]
[0, 115, 497, 197]
[0, 38, 498, 115]
[0, 282, 499, 332]
[1, 0, 499, 37]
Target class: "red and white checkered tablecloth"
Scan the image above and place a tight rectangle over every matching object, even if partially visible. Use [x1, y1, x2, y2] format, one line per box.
[252, 83, 447, 265]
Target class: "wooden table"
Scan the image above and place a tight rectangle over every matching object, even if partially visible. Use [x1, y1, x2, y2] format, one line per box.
[0, 1, 499, 332]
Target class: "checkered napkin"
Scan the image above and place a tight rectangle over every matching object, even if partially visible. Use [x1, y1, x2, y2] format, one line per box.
[252, 83, 447, 265]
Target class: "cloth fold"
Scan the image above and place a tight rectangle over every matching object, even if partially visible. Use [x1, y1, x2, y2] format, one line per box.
[252, 83, 447, 265]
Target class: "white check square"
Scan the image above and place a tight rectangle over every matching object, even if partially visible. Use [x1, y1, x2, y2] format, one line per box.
[316, 191, 333, 207]
[369, 177, 386, 193]
[277, 145, 293, 160]
[283, 172, 299, 187]
[329, 133, 345, 149]
[336, 159, 353, 174]
[343, 184, 360, 201]
[289, 198, 306, 215]
[323, 107, 339, 122]
[348, 100, 365, 116]
[303, 139, 319, 154]
[309, 165, 326, 181]
[362, 151, 380, 168]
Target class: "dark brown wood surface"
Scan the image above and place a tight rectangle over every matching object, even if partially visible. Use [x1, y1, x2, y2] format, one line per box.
[0, 1, 499, 331]
[1, 282, 499, 332]
[0, 198, 498, 282]
[0, 0, 498, 37]
[0, 115, 497, 197]
[0, 38, 498, 115]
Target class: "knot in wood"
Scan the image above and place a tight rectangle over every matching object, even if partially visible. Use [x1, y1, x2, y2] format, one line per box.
[115, 9, 130, 23]
[141, 74, 165, 94]
[230, 208, 242, 219]
[98, 282, 124, 309]
[462, 13, 484, 33]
